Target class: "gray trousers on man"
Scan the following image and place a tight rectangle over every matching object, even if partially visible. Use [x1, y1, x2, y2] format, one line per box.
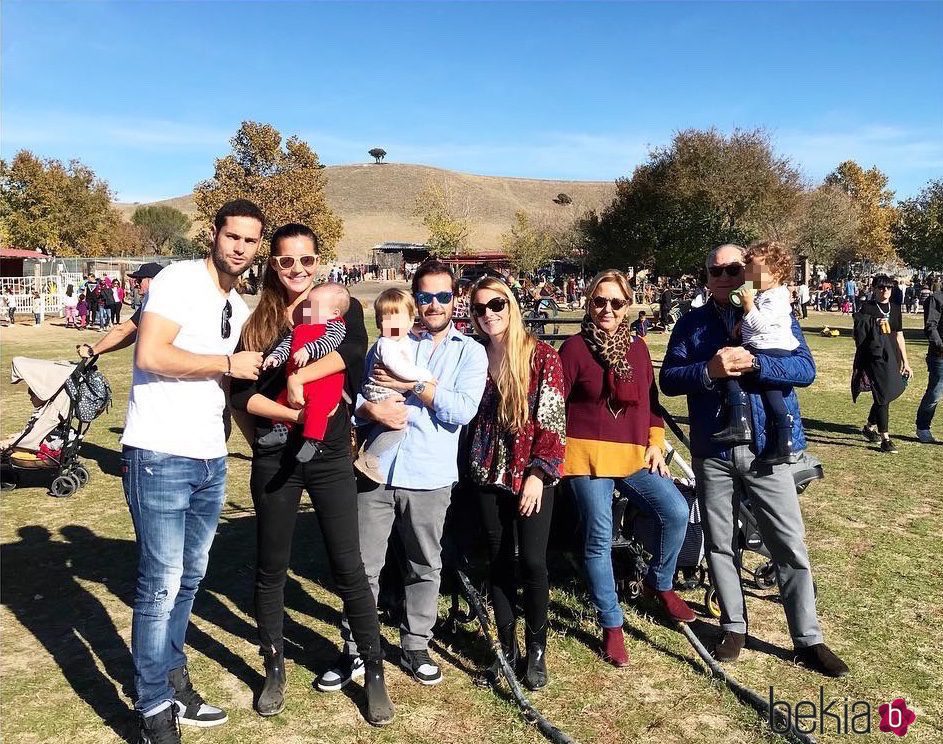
[342, 482, 453, 654]
[693, 445, 823, 648]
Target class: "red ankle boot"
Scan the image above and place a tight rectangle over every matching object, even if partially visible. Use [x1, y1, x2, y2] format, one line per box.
[602, 626, 630, 668]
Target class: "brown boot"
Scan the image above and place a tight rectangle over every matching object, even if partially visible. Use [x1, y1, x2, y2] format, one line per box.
[712, 631, 746, 662]
[601, 626, 630, 668]
[794, 644, 849, 678]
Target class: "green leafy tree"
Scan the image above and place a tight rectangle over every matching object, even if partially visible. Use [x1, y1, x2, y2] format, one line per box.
[0, 150, 120, 256]
[893, 179, 943, 271]
[586, 128, 800, 275]
[368, 148, 387, 164]
[194, 121, 343, 260]
[502, 211, 559, 275]
[553, 192, 572, 205]
[825, 160, 897, 262]
[412, 179, 469, 257]
[131, 204, 191, 253]
[792, 184, 859, 267]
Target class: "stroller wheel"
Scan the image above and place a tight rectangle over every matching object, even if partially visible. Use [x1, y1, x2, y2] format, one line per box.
[72, 465, 90, 488]
[704, 586, 722, 619]
[50, 475, 77, 498]
[753, 562, 777, 589]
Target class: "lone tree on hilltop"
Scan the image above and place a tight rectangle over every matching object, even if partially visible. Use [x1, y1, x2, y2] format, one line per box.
[369, 148, 387, 164]
[553, 192, 573, 205]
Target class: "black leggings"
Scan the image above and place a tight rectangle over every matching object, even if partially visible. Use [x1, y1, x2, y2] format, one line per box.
[111, 303, 121, 324]
[250, 444, 382, 661]
[868, 402, 890, 433]
[475, 484, 554, 632]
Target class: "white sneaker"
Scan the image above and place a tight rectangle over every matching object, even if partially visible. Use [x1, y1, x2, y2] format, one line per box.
[916, 429, 938, 443]
[315, 654, 364, 692]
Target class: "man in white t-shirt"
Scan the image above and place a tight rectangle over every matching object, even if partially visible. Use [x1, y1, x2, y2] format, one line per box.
[122, 200, 265, 744]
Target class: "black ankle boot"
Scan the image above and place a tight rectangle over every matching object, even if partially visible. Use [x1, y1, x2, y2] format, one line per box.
[256, 648, 286, 717]
[475, 621, 519, 688]
[364, 658, 394, 726]
[759, 417, 794, 466]
[712, 404, 753, 445]
[523, 623, 548, 691]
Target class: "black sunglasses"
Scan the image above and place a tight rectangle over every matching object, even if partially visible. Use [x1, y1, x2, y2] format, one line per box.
[471, 297, 510, 316]
[221, 299, 232, 339]
[591, 296, 629, 311]
[876, 284, 894, 291]
[708, 263, 744, 278]
[415, 290, 454, 306]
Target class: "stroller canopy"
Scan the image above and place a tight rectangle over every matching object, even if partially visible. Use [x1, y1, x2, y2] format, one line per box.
[9, 357, 76, 452]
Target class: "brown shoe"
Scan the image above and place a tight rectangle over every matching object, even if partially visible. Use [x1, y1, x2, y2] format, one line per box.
[643, 584, 696, 623]
[712, 631, 746, 662]
[794, 644, 849, 678]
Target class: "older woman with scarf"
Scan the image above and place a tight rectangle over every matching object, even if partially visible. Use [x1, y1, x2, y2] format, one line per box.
[560, 270, 695, 668]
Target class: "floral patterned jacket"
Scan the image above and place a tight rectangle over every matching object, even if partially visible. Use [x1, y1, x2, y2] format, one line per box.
[468, 340, 567, 494]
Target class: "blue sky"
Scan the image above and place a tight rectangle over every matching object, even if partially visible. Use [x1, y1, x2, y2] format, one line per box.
[2, 1, 941, 202]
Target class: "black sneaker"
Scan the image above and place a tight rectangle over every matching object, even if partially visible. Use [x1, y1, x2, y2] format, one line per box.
[400, 649, 443, 685]
[168, 666, 228, 728]
[880, 438, 899, 454]
[138, 706, 181, 744]
[315, 653, 364, 692]
[861, 425, 879, 443]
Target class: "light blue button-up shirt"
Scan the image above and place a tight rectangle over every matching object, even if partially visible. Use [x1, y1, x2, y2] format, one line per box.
[355, 323, 488, 490]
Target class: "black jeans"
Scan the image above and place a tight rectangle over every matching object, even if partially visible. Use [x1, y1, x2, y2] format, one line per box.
[250, 443, 382, 661]
[111, 303, 121, 324]
[868, 402, 890, 433]
[475, 484, 554, 632]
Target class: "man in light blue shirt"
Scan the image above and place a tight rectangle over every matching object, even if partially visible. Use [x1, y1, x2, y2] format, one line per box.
[322, 261, 487, 692]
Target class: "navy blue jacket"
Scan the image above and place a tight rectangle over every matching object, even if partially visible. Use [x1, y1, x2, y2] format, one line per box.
[659, 300, 815, 460]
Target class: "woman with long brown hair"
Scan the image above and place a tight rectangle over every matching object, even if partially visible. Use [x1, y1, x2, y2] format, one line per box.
[229, 223, 393, 726]
[560, 269, 694, 668]
[466, 276, 566, 690]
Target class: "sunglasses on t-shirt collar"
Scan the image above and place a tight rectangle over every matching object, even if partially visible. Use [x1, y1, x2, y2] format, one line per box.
[708, 263, 744, 278]
[415, 290, 454, 306]
[221, 300, 232, 339]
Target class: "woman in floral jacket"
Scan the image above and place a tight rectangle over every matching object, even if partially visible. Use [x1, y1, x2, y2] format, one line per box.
[467, 276, 566, 692]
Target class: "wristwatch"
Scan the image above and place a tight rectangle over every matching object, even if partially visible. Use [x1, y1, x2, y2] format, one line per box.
[751, 357, 761, 372]
[412, 381, 426, 396]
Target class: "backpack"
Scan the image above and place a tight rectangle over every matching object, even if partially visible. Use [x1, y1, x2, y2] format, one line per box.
[66, 365, 112, 423]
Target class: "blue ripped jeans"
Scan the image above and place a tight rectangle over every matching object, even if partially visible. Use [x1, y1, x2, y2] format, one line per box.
[122, 446, 227, 714]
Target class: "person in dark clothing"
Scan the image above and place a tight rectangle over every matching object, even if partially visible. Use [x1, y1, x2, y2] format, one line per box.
[915, 286, 943, 443]
[229, 223, 393, 727]
[853, 275, 913, 453]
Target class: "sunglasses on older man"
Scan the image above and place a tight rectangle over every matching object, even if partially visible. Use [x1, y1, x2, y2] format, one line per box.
[471, 297, 509, 316]
[708, 263, 744, 278]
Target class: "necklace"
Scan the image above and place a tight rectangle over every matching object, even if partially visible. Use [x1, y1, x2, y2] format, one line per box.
[876, 301, 890, 317]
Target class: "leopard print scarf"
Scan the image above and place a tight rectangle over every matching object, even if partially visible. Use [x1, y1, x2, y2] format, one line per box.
[580, 314, 634, 382]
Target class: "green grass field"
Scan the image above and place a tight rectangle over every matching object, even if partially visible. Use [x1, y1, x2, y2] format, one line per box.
[1, 306, 940, 744]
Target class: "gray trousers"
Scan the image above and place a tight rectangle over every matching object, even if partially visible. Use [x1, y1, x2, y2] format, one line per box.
[342, 481, 453, 654]
[693, 445, 823, 648]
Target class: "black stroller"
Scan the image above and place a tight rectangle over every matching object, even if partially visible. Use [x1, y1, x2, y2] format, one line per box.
[1, 355, 111, 497]
[612, 413, 825, 617]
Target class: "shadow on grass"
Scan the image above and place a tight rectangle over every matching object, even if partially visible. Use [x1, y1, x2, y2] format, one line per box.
[78, 440, 124, 477]
[0, 510, 354, 739]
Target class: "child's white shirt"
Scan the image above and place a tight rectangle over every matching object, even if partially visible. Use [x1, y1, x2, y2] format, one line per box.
[376, 335, 434, 383]
[741, 284, 799, 351]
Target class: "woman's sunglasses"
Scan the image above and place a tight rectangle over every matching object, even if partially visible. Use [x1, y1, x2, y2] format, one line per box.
[415, 291, 454, 306]
[591, 296, 629, 311]
[221, 299, 232, 339]
[471, 297, 509, 316]
[708, 263, 744, 278]
[272, 255, 317, 270]
[876, 284, 894, 291]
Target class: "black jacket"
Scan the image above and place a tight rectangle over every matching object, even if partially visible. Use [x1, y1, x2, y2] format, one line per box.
[924, 290, 943, 354]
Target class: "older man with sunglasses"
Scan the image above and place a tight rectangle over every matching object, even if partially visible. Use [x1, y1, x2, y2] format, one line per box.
[324, 260, 487, 689]
[121, 200, 265, 744]
[660, 243, 849, 678]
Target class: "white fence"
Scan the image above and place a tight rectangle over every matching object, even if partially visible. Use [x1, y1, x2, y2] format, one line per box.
[1, 273, 87, 316]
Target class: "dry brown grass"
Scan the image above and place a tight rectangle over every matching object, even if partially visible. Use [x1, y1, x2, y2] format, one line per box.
[114, 163, 616, 261]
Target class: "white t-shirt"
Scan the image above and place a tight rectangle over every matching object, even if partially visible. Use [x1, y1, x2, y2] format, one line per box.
[121, 260, 250, 459]
[741, 284, 800, 352]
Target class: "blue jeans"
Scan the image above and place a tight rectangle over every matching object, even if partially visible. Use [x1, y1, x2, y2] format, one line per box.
[916, 353, 943, 430]
[122, 446, 227, 715]
[97, 306, 110, 328]
[568, 468, 689, 628]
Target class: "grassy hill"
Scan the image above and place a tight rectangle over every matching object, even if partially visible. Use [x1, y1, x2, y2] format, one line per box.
[115, 163, 616, 261]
